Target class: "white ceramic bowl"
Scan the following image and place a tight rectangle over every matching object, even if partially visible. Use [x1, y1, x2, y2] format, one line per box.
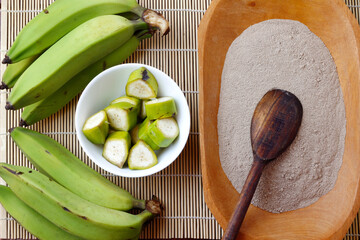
[75, 63, 190, 177]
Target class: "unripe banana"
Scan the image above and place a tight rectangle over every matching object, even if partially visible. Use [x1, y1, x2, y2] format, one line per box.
[145, 97, 177, 120]
[140, 100, 149, 119]
[82, 110, 109, 145]
[138, 118, 161, 150]
[20, 34, 146, 127]
[105, 102, 138, 131]
[3, 0, 145, 63]
[0, 54, 39, 89]
[10, 127, 145, 210]
[111, 95, 141, 115]
[130, 123, 141, 144]
[103, 131, 132, 168]
[111, 95, 141, 106]
[148, 117, 180, 147]
[0, 185, 81, 240]
[126, 67, 159, 99]
[6, 15, 149, 110]
[128, 140, 158, 170]
[0, 163, 161, 240]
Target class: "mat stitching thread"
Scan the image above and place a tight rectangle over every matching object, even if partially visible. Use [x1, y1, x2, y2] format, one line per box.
[136, 49, 198, 52]
[0, 49, 198, 53]
[0, 132, 200, 136]
[0, 90, 199, 95]
[102, 174, 202, 177]
[0, 216, 216, 221]
[159, 216, 216, 220]
[0, 9, 207, 13]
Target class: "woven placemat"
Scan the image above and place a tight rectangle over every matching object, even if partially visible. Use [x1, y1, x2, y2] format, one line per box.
[0, 0, 359, 239]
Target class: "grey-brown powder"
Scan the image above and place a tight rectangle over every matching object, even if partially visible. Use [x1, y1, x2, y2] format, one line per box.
[218, 19, 346, 213]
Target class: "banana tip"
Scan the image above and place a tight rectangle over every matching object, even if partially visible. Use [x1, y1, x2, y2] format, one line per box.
[8, 127, 15, 133]
[5, 102, 14, 110]
[2, 55, 12, 64]
[0, 82, 8, 89]
[19, 119, 28, 127]
[142, 9, 170, 37]
[145, 195, 163, 215]
[162, 27, 170, 36]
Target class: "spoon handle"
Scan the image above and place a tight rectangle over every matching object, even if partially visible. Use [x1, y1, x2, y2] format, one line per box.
[222, 157, 266, 240]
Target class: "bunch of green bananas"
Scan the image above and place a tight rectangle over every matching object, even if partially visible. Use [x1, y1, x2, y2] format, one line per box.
[0, 127, 162, 239]
[1, 0, 169, 126]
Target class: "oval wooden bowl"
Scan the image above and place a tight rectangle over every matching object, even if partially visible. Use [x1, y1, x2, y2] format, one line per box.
[198, 0, 360, 239]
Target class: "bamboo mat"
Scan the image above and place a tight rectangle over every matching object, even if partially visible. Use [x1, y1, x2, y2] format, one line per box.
[0, 0, 359, 239]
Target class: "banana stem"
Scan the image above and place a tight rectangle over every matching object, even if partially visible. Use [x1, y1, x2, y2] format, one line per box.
[133, 199, 146, 209]
[142, 9, 170, 36]
[132, 197, 162, 226]
[138, 32, 153, 40]
[0, 82, 8, 89]
[135, 29, 155, 40]
[133, 19, 150, 31]
[138, 210, 154, 224]
[138, 196, 163, 224]
[144, 195, 163, 218]
[131, 5, 147, 17]
[2, 55, 11, 64]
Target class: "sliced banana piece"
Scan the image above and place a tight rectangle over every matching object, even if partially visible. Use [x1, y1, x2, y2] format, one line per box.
[102, 131, 131, 168]
[139, 100, 149, 119]
[138, 118, 160, 150]
[126, 67, 158, 99]
[110, 95, 140, 105]
[128, 140, 158, 170]
[82, 110, 109, 144]
[148, 117, 179, 148]
[130, 124, 140, 145]
[104, 102, 137, 131]
[145, 97, 177, 120]
[110, 95, 141, 115]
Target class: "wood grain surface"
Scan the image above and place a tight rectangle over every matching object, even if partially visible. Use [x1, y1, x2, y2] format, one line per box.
[222, 158, 266, 240]
[198, 0, 360, 239]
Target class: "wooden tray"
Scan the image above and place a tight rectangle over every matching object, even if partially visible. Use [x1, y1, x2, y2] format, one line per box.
[198, 0, 360, 239]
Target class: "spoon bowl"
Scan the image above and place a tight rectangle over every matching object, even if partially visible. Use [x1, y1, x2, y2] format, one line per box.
[251, 89, 303, 160]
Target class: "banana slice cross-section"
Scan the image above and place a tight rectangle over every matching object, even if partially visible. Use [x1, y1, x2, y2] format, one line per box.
[128, 140, 158, 170]
[105, 102, 138, 131]
[103, 131, 131, 168]
[126, 67, 158, 99]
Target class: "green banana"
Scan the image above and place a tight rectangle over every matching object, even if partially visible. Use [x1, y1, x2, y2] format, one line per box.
[20, 33, 148, 126]
[82, 110, 109, 145]
[10, 127, 145, 210]
[148, 117, 180, 147]
[128, 140, 158, 170]
[0, 163, 161, 240]
[0, 54, 39, 89]
[145, 97, 177, 120]
[6, 15, 149, 110]
[0, 185, 82, 240]
[103, 131, 132, 168]
[126, 67, 159, 99]
[105, 102, 139, 131]
[2, 0, 146, 63]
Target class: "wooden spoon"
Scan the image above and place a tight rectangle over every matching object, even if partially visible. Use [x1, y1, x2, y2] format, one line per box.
[222, 89, 303, 240]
